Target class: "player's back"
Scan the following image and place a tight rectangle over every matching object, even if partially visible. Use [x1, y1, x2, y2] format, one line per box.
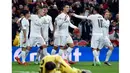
[88, 14, 104, 35]
[30, 14, 42, 37]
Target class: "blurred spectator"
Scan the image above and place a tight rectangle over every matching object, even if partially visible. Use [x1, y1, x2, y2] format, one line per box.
[109, 20, 119, 47]
[12, 0, 119, 47]
[48, 5, 59, 23]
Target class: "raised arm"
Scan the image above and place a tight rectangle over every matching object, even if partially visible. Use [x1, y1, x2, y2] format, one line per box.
[72, 14, 88, 19]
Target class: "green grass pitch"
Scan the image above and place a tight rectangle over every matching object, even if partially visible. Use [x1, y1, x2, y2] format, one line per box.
[12, 62, 119, 73]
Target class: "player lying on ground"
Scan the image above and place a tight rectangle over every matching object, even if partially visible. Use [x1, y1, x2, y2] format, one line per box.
[39, 55, 92, 73]
[51, 4, 78, 64]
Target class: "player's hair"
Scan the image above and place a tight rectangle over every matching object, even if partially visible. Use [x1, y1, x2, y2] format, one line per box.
[62, 3, 69, 11]
[45, 61, 56, 70]
[21, 10, 29, 16]
[93, 7, 100, 13]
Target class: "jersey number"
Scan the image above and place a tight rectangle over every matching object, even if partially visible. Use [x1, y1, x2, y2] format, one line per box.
[98, 19, 103, 28]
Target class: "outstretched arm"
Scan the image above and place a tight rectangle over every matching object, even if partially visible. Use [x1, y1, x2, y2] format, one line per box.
[72, 14, 88, 19]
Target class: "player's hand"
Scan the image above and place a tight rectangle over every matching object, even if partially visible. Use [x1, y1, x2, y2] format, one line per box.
[74, 28, 79, 30]
[23, 38, 26, 44]
[70, 13, 75, 16]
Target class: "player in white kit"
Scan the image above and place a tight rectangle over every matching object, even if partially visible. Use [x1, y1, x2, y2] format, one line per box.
[16, 7, 49, 65]
[35, 5, 53, 64]
[51, 4, 78, 62]
[97, 11, 114, 66]
[15, 10, 30, 65]
[72, 7, 106, 65]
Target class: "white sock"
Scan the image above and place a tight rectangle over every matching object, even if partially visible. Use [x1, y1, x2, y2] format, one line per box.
[42, 48, 48, 56]
[67, 47, 73, 55]
[36, 49, 41, 60]
[93, 51, 100, 64]
[97, 51, 100, 57]
[25, 50, 29, 57]
[51, 49, 57, 55]
[58, 49, 64, 57]
[105, 50, 112, 62]
[66, 47, 73, 60]
[18, 52, 22, 58]
[21, 51, 26, 63]
[93, 57, 96, 64]
[40, 53, 44, 61]
[93, 50, 100, 62]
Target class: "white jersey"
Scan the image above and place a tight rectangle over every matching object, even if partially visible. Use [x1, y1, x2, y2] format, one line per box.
[73, 14, 105, 36]
[20, 17, 29, 38]
[54, 13, 77, 37]
[102, 19, 110, 37]
[29, 14, 43, 37]
[41, 15, 53, 40]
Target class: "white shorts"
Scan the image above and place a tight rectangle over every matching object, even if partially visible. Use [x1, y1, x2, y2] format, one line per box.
[98, 36, 113, 49]
[54, 36, 68, 46]
[91, 35, 103, 49]
[66, 35, 73, 44]
[20, 37, 29, 48]
[28, 37, 46, 47]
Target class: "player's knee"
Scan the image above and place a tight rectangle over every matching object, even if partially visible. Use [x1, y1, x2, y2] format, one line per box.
[97, 48, 100, 51]
[92, 48, 97, 50]
[27, 46, 31, 51]
[42, 44, 47, 48]
[109, 46, 114, 50]
[60, 46, 64, 49]
[54, 46, 58, 50]
[69, 43, 74, 48]
[40, 46, 43, 50]
[45, 61, 56, 71]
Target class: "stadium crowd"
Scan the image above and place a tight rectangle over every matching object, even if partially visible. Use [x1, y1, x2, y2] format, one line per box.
[12, 0, 119, 47]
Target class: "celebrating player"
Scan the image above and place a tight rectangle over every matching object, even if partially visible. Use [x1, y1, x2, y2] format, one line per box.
[96, 11, 114, 66]
[35, 5, 54, 64]
[51, 4, 78, 61]
[15, 6, 49, 65]
[15, 10, 30, 65]
[72, 7, 106, 66]
[39, 55, 92, 73]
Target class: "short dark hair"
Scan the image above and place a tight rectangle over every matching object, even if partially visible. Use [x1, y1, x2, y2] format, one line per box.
[45, 61, 56, 70]
[38, 5, 48, 9]
[21, 10, 29, 16]
[93, 7, 100, 13]
[62, 3, 69, 10]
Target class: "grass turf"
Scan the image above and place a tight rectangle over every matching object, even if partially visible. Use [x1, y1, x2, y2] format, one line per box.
[12, 62, 119, 73]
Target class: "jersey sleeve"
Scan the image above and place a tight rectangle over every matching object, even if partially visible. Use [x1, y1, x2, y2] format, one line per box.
[87, 15, 93, 20]
[55, 15, 66, 26]
[49, 16, 54, 32]
[73, 14, 88, 19]
[21, 18, 27, 30]
[69, 21, 77, 29]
